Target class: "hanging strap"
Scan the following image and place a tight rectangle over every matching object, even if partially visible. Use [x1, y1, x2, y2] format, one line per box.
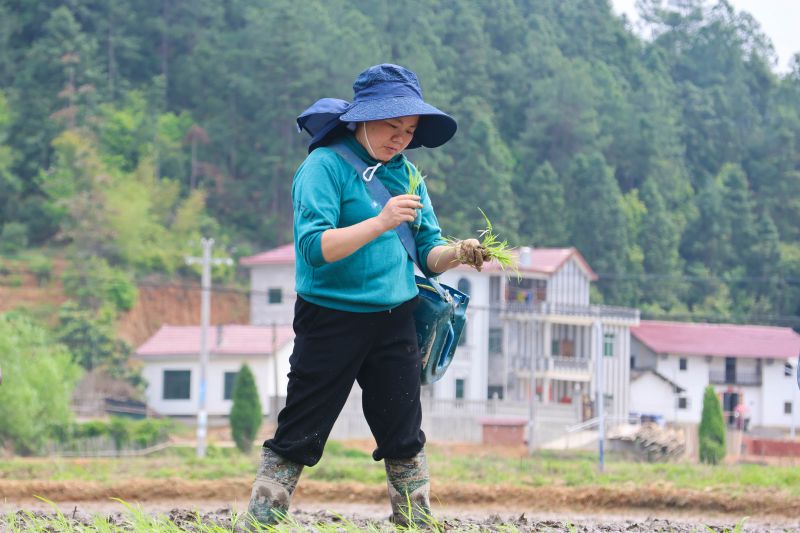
[327, 140, 451, 301]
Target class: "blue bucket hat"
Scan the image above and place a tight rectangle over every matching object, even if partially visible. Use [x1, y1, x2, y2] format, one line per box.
[297, 64, 457, 152]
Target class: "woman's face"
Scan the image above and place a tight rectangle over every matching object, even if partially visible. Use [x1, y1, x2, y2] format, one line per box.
[357, 115, 420, 162]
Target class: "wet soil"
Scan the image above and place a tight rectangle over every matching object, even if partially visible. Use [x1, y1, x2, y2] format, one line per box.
[2, 480, 800, 531]
[2, 504, 797, 532]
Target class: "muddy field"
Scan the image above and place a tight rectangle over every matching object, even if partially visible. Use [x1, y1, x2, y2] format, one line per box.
[2, 480, 799, 532]
[2, 503, 796, 532]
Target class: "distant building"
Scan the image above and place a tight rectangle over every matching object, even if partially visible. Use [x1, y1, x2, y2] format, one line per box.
[134, 324, 293, 417]
[630, 320, 800, 430]
[241, 244, 640, 423]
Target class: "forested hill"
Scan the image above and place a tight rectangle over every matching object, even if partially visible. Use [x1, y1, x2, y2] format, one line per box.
[0, 0, 798, 323]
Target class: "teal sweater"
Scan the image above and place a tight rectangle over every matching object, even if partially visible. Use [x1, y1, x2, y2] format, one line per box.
[292, 135, 446, 312]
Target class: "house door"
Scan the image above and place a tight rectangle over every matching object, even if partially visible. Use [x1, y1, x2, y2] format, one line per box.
[722, 392, 739, 426]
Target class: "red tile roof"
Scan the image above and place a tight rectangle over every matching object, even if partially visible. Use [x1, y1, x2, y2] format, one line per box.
[240, 243, 598, 279]
[632, 320, 800, 359]
[135, 324, 294, 357]
[240, 243, 295, 266]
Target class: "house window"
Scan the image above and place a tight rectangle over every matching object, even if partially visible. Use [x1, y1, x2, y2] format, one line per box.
[785, 362, 793, 377]
[603, 333, 615, 357]
[457, 278, 471, 295]
[679, 358, 687, 371]
[630, 356, 636, 369]
[267, 288, 282, 304]
[561, 339, 575, 357]
[725, 357, 736, 383]
[506, 277, 546, 304]
[552, 339, 574, 357]
[487, 385, 504, 400]
[785, 402, 793, 415]
[677, 397, 688, 410]
[163, 370, 191, 400]
[223, 371, 238, 400]
[455, 379, 465, 399]
[488, 328, 502, 353]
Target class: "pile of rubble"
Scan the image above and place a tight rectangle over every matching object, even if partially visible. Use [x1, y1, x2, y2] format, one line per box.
[609, 422, 686, 462]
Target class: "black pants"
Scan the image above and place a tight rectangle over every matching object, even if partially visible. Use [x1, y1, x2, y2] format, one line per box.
[264, 296, 426, 467]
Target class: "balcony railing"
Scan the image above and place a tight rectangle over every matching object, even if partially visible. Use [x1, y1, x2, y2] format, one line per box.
[502, 301, 639, 323]
[708, 369, 762, 386]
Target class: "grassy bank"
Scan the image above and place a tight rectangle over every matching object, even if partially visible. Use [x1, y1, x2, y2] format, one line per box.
[1, 441, 799, 496]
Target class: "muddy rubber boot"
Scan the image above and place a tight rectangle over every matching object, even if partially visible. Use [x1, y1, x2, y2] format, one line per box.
[246, 446, 303, 527]
[384, 449, 432, 527]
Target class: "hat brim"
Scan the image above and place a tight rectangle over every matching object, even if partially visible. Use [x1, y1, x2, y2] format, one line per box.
[340, 97, 457, 148]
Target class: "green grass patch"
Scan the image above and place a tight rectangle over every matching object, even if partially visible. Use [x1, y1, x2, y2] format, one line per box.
[2, 444, 800, 496]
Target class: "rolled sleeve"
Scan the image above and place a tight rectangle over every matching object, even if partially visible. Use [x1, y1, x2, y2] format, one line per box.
[292, 156, 342, 268]
[414, 183, 447, 278]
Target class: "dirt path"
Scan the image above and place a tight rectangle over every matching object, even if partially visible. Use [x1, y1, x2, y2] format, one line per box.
[3, 478, 799, 519]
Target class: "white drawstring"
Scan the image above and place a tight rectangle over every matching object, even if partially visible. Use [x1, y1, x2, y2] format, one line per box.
[362, 163, 382, 182]
[358, 122, 383, 181]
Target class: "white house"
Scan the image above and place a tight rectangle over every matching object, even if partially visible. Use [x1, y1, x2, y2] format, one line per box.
[630, 320, 800, 430]
[134, 324, 294, 417]
[436, 247, 640, 422]
[241, 244, 639, 423]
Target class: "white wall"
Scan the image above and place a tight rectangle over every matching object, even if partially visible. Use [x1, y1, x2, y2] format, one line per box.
[250, 265, 296, 326]
[547, 258, 590, 305]
[655, 354, 709, 424]
[630, 372, 681, 419]
[141, 343, 293, 417]
[631, 337, 657, 369]
[760, 357, 799, 428]
[601, 324, 631, 421]
[437, 270, 491, 400]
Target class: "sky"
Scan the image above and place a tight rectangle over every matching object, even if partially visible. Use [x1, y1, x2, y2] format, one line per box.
[610, 0, 800, 73]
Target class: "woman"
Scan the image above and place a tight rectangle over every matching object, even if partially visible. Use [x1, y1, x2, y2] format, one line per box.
[247, 64, 488, 526]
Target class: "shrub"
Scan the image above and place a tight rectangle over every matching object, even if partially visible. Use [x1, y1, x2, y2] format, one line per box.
[0, 313, 82, 454]
[0, 222, 28, 256]
[108, 417, 130, 451]
[229, 364, 262, 453]
[130, 418, 173, 447]
[56, 302, 119, 370]
[61, 257, 138, 312]
[26, 254, 53, 286]
[699, 385, 726, 465]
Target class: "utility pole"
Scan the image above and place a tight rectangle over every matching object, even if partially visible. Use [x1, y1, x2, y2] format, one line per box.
[595, 319, 605, 472]
[185, 237, 233, 458]
[528, 321, 537, 455]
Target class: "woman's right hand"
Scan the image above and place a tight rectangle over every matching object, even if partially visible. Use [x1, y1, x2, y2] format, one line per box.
[376, 194, 423, 231]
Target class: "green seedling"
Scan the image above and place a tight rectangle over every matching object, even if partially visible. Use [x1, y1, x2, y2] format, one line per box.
[475, 207, 519, 279]
[440, 208, 520, 279]
[405, 161, 426, 195]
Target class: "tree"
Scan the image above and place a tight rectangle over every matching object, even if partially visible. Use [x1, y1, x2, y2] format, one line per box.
[698, 385, 726, 465]
[0, 313, 82, 454]
[229, 364, 262, 453]
[639, 177, 684, 308]
[56, 302, 121, 371]
[567, 151, 632, 304]
[514, 161, 569, 247]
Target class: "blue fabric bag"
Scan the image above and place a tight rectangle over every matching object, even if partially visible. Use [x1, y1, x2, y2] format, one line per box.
[326, 141, 469, 385]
